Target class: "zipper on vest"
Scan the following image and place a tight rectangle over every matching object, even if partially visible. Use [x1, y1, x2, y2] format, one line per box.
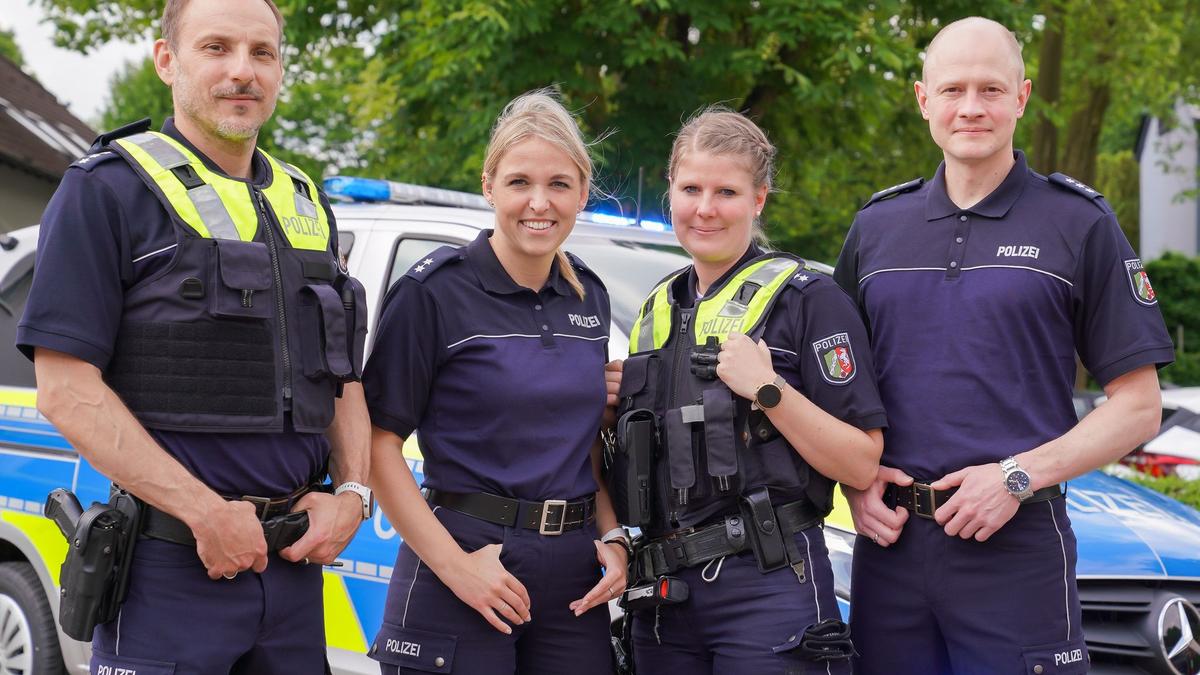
[255, 189, 293, 409]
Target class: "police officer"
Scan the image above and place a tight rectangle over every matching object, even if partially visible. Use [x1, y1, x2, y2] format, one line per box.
[17, 0, 372, 672]
[613, 108, 886, 674]
[362, 90, 628, 674]
[834, 17, 1175, 674]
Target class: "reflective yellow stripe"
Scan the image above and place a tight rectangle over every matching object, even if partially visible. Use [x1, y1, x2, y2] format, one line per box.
[629, 277, 676, 353]
[260, 154, 330, 251]
[1, 511, 68, 585]
[693, 258, 798, 345]
[322, 571, 368, 652]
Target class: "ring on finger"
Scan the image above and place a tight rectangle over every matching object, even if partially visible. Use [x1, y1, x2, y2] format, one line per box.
[223, 572, 237, 580]
[871, 532, 879, 544]
[608, 586, 617, 597]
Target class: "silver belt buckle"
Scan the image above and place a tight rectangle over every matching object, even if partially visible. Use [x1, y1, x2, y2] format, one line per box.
[539, 499, 568, 535]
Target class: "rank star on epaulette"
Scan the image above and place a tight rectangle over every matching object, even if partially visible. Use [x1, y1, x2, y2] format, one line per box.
[794, 274, 809, 282]
[412, 257, 434, 273]
[1063, 176, 1096, 194]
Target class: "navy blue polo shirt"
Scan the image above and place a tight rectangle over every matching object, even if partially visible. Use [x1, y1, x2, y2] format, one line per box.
[17, 118, 332, 497]
[834, 151, 1175, 480]
[363, 230, 611, 501]
[679, 246, 887, 434]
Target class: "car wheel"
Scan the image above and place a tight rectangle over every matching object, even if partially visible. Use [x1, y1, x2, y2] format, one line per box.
[0, 561, 65, 675]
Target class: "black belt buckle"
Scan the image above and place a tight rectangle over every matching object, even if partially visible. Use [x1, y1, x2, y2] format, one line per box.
[911, 483, 937, 519]
[539, 499, 567, 535]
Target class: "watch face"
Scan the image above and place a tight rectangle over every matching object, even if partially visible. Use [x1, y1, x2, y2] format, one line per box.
[757, 383, 783, 409]
[1006, 470, 1031, 494]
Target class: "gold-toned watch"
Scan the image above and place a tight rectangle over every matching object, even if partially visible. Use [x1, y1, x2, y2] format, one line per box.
[754, 375, 787, 409]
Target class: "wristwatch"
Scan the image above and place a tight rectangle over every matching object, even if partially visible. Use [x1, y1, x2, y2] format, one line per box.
[754, 375, 787, 409]
[999, 456, 1034, 502]
[334, 481, 375, 520]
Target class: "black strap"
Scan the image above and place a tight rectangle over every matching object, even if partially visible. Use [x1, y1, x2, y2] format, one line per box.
[425, 489, 595, 534]
[636, 499, 821, 578]
[888, 482, 1063, 519]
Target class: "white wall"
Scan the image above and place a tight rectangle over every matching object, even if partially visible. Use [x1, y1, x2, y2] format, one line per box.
[0, 164, 56, 232]
[1139, 103, 1199, 260]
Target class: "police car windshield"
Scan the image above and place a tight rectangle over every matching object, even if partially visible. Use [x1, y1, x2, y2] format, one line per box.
[565, 239, 688, 333]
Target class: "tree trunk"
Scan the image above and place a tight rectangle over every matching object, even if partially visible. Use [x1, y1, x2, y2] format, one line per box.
[1060, 82, 1111, 185]
[1030, 2, 1064, 173]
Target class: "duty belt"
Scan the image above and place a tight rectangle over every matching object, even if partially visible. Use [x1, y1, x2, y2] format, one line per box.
[887, 481, 1064, 519]
[140, 481, 322, 549]
[635, 499, 821, 578]
[425, 489, 595, 535]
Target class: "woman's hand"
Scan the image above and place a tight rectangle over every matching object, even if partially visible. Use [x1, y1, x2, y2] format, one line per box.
[569, 540, 628, 616]
[438, 544, 532, 634]
[715, 332, 777, 400]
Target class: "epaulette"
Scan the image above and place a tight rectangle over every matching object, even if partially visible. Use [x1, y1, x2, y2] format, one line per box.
[787, 261, 825, 292]
[862, 177, 925, 209]
[563, 250, 606, 290]
[89, 118, 152, 152]
[1048, 173, 1111, 211]
[70, 150, 120, 170]
[403, 245, 463, 283]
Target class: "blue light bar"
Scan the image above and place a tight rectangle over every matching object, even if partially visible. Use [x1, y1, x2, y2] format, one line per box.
[587, 212, 671, 231]
[324, 176, 391, 202]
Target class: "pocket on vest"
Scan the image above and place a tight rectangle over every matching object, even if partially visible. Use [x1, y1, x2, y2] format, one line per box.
[212, 239, 273, 320]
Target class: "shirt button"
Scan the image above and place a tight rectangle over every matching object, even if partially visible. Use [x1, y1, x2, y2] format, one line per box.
[950, 261, 958, 268]
[955, 236, 964, 244]
[959, 215, 967, 221]
[542, 324, 549, 331]
[1033, 666, 1043, 674]
[534, 304, 542, 310]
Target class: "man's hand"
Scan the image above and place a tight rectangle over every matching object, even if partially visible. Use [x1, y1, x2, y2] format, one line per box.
[437, 544, 532, 634]
[279, 491, 364, 565]
[931, 463, 1019, 541]
[715, 333, 776, 400]
[570, 540, 628, 616]
[602, 359, 623, 429]
[191, 499, 269, 580]
[843, 466, 912, 547]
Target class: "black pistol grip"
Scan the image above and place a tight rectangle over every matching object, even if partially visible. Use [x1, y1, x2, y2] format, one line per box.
[44, 488, 84, 539]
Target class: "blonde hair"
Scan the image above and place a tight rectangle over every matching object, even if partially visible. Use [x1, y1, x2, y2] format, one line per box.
[668, 107, 777, 247]
[483, 89, 594, 299]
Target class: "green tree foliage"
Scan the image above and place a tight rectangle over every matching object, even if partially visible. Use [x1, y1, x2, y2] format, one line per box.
[1127, 474, 1200, 512]
[99, 58, 173, 131]
[0, 27, 25, 69]
[1146, 253, 1200, 385]
[57, 1, 1200, 261]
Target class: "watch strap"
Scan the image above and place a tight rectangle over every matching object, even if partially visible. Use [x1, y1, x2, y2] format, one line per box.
[334, 481, 374, 520]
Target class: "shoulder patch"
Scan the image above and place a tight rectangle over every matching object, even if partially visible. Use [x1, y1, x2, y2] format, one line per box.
[403, 245, 463, 283]
[862, 178, 924, 209]
[91, 118, 153, 152]
[1123, 258, 1158, 306]
[811, 331, 858, 386]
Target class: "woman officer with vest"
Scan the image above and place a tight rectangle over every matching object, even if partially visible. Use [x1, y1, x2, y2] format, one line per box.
[611, 109, 887, 674]
[362, 90, 628, 674]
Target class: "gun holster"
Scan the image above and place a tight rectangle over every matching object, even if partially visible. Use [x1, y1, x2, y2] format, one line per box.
[45, 488, 142, 641]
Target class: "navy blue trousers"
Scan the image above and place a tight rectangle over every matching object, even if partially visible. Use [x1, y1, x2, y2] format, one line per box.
[631, 524, 851, 675]
[850, 498, 1088, 674]
[371, 507, 613, 674]
[91, 538, 325, 675]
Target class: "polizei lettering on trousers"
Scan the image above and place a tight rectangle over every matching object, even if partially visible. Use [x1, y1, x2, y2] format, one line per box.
[1055, 649, 1084, 665]
[386, 638, 421, 657]
[96, 667, 138, 675]
[280, 214, 325, 239]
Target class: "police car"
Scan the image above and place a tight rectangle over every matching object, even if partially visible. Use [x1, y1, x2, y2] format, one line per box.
[0, 179, 1197, 675]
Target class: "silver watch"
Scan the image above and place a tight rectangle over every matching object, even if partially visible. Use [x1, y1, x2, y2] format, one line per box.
[334, 481, 374, 520]
[999, 457, 1034, 502]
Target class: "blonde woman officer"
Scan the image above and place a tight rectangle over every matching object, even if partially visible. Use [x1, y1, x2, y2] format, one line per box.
[363, 91, 628, 674]
[610, 108, 885, 674]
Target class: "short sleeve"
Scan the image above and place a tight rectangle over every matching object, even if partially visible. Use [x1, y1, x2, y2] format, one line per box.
[16, 168, 128, 368]
[1073, 213, 1175, 386]
[786, 281, 887, 431]
[362, 278, 444, 438]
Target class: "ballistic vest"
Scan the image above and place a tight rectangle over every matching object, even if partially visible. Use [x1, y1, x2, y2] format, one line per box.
[614, 253, 833, 534]
[103, 130, 366, 434]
